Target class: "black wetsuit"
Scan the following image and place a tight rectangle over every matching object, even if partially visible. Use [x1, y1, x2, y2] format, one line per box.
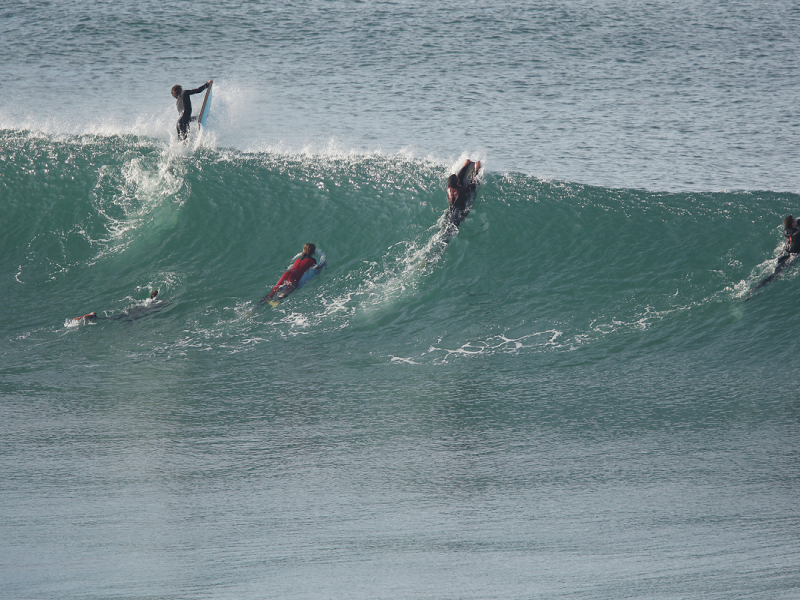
[746, 223, 800, 299]
[175, 83, 209, 140]
[778, 225, 800, 265]
[448, 162, 478, 226]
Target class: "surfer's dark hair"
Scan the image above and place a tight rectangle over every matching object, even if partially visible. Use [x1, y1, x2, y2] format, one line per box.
[171, 85, 182, 98]
[447, 174, 459, 188]
[303, 243, 316, 256]
[784, 215, 795, 228]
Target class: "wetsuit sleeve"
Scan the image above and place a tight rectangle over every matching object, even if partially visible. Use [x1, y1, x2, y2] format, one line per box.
[185, 82, 209, 96]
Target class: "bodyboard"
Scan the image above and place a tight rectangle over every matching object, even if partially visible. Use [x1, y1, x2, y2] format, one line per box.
[257, 251, 327, 308]
[197, 81, 213, 127]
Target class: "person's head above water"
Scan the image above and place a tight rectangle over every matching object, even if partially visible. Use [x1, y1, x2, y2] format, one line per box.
[447, 174, 459, 189]
[150, 290, 159, 299]
[171, 85, 182, 98]
[784, 215, 797, 229]
[302, 243, 316, 257]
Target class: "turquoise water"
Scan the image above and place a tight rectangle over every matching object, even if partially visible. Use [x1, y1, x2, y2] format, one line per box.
[2, 2, 800, 599]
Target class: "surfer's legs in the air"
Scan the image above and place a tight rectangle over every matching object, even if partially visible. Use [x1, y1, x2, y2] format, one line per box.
[457, 158, 481, 181]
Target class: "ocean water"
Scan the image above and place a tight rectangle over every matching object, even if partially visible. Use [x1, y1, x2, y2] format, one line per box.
[2, 2, 799, 599]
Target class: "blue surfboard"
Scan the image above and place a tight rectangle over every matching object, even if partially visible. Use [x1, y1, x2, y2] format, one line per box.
[197, 81, 213, 127]
[258, 251, 327, 308]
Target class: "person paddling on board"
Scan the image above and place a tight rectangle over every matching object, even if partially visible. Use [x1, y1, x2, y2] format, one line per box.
[73, 312, 98, 322]
[746, 215, 800, 300]
[171, 80, 212, 141]
[267, 244, 319, 300]
[72, 290, 160, 321]
[778, 214, 800, 265]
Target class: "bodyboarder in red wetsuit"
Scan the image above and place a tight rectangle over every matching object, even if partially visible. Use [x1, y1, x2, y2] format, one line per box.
[267, 243, 318, 299]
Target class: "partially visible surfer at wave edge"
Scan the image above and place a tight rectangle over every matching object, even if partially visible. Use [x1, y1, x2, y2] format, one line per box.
[171, 80, 212, 141]
[446, 158, 481, 227]
[746, 214, 800, 300]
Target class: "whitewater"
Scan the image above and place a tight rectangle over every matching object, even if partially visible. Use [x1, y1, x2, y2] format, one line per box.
[2, 1, 799, 599]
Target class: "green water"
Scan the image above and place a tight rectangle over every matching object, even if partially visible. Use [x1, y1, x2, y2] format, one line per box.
[2, 130, 799, 599]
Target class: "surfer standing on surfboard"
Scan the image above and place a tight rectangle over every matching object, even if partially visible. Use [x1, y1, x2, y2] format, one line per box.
[171, 80, 212, 140]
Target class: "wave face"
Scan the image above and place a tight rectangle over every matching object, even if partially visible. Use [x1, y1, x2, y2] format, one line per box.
[2, 130, 800, 599]
[4, 130, 798, 370]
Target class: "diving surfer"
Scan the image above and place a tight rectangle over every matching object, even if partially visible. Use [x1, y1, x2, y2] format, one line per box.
[446, 159, 481, 226]
[171, 80, 212, 140]
[746, 215, 800, 300]
[266, 244, 319, 300]
[446, 159, 481, 211]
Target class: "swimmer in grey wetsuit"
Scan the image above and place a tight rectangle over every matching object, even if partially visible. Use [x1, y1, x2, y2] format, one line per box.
[171, 80, 212, 140]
